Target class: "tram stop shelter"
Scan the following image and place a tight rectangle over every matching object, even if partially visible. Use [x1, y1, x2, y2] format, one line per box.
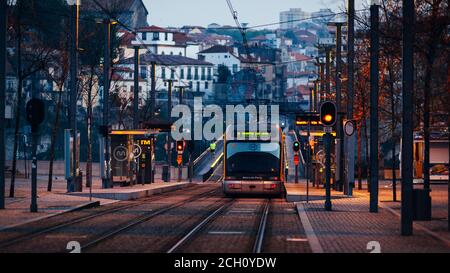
[109, 124, 171, 186]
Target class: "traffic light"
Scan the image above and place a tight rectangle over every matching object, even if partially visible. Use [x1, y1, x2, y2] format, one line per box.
[293, 141, 300, 152]
[320, 101, 337, 127]
[26, 98, 45, 131]
[176, 140, 184, 153]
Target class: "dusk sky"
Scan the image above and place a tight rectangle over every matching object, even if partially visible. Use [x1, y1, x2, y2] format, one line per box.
[142, 0, 367, 29]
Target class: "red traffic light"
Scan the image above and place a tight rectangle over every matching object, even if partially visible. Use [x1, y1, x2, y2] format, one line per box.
[176, 140, 184, 152]
[320, 101, 337, 127]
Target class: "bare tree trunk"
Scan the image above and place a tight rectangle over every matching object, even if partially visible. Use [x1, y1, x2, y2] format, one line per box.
[47, 88, 63, 191]
[364, 118, 370, 192]
[10, 17, 22, 197]
[388, 64, 397, 201]
[357, 121, 362, 190]
[423, 49, 436, 191]
[86, 67, 95, 188]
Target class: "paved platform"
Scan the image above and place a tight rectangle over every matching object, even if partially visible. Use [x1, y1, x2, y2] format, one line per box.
[68, 182, 192, 201]
[0, 171, 193, 230]
[285, 182, 305, 202]
[293, 181, 450, 253]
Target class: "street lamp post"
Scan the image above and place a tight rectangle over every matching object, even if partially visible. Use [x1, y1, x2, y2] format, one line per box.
[101, 19, 114, 189]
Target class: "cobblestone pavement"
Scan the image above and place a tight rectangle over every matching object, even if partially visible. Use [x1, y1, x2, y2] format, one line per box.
[295, 181, 450, 253]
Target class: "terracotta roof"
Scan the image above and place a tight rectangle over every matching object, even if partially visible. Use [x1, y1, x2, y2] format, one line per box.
[118, 31, 136, 47]
[173, 32, 193, 46]
[290, 52, 312, 61]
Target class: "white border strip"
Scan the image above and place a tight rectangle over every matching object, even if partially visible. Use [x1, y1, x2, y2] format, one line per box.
[296, 203, 324, 253]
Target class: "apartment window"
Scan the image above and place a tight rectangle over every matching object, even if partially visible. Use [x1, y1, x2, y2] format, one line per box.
[194, 67, 199, 80]
[161, 67, 166, 79]
[180, 68, 184, 79]
[201, 67, 205, 80]
[189, 81, 193, 89]
[165, 32, 168, 41]
[153, 32, 159, 40]
[196, 81, 200, 92]
[187, 66, 192, 80]
[142, 32, 147, 40]
[232, 64, 238, 73]
[205, 82, 209, 90]
[140, 66, 147, 79]
[170, 68, 175, 79]
[207, 67, 212, 80]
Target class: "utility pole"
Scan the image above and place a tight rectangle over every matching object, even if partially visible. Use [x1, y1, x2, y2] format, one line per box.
[319, 62, 325, 102]
[150, 61, 156, 118]
[0, 0, 7, 209]
[401, 0, 414, 236]
[102, 19, 112, 188]
[346, 0, 356, 196]
[133, 46, 140, 129]
[329, 22, 345, 193]
[325, 47, 332, 99]
[68, 1, 79, 192]
[165, 79, 175, 182]
[325, 131, 332, 211]
[369, 0, 379, 213]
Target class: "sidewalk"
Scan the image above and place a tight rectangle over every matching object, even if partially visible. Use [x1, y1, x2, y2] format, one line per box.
[291, 180, 450, 253]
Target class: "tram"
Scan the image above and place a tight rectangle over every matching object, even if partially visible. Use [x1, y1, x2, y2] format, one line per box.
[223, 124, 287, 197]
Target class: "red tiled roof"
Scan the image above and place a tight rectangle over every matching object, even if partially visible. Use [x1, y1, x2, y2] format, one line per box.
[118, 31, 136, 47]
[290, 52, 312, 61]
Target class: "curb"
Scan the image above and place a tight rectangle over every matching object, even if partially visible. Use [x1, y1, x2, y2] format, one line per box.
[67, 183, 192, 201]
[0, 201, 100, 233]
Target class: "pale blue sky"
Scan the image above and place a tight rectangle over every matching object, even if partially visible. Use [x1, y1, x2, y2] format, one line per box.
[142, 0, 367, 29]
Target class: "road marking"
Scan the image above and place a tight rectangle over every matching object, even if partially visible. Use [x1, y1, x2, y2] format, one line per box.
[227, 209, 256, 214]
[296, 203, 324, 253]
[286, 237, 308, 242]
[208, 231, 245, 235]
[45, 235, 88, 239]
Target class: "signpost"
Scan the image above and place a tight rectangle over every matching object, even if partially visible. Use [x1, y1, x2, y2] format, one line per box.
[26, 98, 45, 213]
[320, 101, 337, 211]
[293, 141, 300, 184]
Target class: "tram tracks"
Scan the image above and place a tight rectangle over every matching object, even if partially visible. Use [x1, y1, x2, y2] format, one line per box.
[166, 198, 272, 253]
[0, 184, 216, 251]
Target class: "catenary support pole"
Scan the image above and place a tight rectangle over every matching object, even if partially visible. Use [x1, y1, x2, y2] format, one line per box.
[68, 2, 79, 192]
[401, 0, 415, 236]
[346, 0, 355, 196]
[102, 20, 112, 188]
[0, 0, 7, 209]
[369, 1, 379, 213]
[133, 46, 140, 129]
